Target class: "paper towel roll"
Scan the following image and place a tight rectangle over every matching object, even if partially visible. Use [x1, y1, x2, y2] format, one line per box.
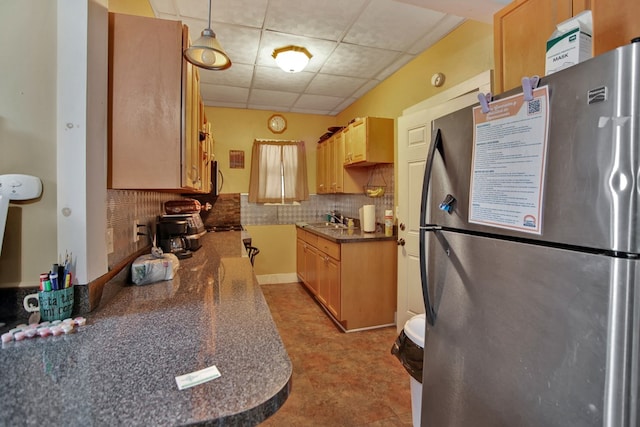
[362, 204, 376, 232]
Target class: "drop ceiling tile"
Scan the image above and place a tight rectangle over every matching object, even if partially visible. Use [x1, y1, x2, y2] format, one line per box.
[393, 0, 509, 24]
[306, 74, 367, 97]
[247, 104, 288, 112]
[376, 53, 414, 81]
[351, 80, 383, 99]
[294, 94, 343, 111]
[150, 0, 178, 15]
[173, 0, 207, 19]
[178, 0, 268, 27]
[149, 0, 499, 114]
[180, 18, 261, 65]
[199, 63, 254, 87]
[290, 107, 333, 115]
[200, 84, 249, 103]
[257, 31, 337, 72]
[253, 67, 314, 92]
[210, 101, 250, 109]
[264, 0, 366, 40]
[249, 89, 300, 108]
[320, 44, 399, 79]
[345, 0, 446, 51]
[333, 97, 358, 114]
[407, 14, 465, 54]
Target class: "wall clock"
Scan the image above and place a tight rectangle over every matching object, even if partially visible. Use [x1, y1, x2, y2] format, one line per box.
[268, 114, 287, 134]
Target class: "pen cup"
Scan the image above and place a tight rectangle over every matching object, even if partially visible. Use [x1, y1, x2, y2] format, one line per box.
[23, 287, 74, 321]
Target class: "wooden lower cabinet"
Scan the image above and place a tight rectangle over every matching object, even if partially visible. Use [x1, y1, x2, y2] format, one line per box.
[296, 228, 397, 331]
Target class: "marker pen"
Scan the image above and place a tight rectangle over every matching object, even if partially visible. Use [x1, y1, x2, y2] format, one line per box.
[39, 273, 49, 291]
[49, 273, 59, 291]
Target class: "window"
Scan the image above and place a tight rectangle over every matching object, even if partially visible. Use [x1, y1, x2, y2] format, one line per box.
[248, 139, 309, 204]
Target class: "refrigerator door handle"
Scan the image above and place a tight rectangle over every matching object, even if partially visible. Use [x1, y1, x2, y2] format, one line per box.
[419, 128, 442, 326]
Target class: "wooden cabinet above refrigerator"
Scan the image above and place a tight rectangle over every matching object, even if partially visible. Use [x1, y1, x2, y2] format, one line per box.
[108, 13, 210, 193]
[494, 0, 640, 94]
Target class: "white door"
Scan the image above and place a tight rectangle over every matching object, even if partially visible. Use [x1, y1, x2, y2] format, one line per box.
[396, 71, 492, 331]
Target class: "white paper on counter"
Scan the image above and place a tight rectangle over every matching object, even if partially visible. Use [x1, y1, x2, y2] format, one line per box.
[175, 365, 221, 390]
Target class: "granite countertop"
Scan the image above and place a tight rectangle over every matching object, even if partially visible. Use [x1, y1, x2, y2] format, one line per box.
[0, 232, 291, 426]
[296, 222, 396, 243]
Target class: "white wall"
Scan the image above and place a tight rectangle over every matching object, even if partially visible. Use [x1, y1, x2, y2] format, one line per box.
[57, 0, 108, 285]
[0, 1, 58, 286]
[0, 0, 108, 288]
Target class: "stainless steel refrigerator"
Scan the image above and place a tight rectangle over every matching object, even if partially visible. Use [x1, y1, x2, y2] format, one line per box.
[419, 41, 640, 426]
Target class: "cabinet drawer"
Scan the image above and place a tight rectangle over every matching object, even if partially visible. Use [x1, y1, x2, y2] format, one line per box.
[317, 237, 340, 260]
[301, 230, 318, 247]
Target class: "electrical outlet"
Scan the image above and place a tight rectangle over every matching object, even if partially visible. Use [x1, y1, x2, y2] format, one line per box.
[133, 220, 140, 243]
[106, 228, 114, 253]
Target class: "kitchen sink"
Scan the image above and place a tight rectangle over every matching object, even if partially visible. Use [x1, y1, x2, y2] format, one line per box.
[304, 222, 349, 230]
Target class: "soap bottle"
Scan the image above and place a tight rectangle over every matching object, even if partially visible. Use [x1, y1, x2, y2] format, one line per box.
[384, 210, 393, 237]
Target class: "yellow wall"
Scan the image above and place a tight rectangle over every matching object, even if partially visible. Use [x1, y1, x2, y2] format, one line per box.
[204, 108, 335, 194]
[244, 225, 297, 276]
[108, 0, 154, 16]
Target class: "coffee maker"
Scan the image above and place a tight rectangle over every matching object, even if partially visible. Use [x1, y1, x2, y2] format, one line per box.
[157, 213, 206, 259]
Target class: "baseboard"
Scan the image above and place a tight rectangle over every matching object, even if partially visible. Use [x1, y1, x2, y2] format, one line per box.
[256, 273, 300, 285]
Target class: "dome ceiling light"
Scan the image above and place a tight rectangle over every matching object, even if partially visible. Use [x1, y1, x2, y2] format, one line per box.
[183, 0, 231, 70]
[272, 45, 312, 73]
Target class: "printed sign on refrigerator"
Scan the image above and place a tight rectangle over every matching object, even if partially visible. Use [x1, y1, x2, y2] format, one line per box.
[469, 86, 550, 234]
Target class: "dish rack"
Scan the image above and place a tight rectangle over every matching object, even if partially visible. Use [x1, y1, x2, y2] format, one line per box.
[364, 165, 386, 198]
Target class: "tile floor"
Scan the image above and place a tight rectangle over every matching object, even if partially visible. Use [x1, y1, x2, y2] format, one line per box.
[260, 282, 414, 427]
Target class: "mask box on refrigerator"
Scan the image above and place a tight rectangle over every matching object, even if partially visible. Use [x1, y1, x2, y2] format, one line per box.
[545, 10, 592, 75]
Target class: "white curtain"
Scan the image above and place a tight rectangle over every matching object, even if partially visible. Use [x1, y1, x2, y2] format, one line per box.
[248, 140, 309, 203]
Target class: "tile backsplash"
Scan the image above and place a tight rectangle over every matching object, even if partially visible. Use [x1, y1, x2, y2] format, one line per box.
[107, 164, 394, 268]
[106, 190, 188, 269]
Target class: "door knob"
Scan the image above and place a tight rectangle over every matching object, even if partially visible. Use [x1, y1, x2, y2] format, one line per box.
[397, 238, 405, 246]
[399, 223, 406, 231]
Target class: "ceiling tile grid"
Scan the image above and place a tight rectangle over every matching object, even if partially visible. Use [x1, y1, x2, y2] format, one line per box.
[148, 0, 506, 115]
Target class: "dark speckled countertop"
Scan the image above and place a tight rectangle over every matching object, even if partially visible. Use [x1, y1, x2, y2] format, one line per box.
[0, 231, 291, 426]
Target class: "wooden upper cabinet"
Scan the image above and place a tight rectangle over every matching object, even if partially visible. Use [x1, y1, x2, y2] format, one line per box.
[316, 141, 327, 194]
[343, 117, 394, 167]
[494, 0, 640, 94]
[591, 0, 640, 55]
[494, 0, 575, 93]
[108, 13, 208, 193]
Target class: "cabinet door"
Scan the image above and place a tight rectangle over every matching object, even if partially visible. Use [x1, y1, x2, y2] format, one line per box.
[316, 142, 327, 194]
[343, 125, 353, 164]
[592, 0, 640, 55]
[333, 132, 345, 192]
[494, 0, 574, 93]
[326, 256, 341, 319]
[185, 61, 199, 189]
[296, 238, 306, 283]
[327, 136, 336, 192]
[109, 13, 183, 190]
[349, 118, 367, 164]
[306, 245, 320, 295]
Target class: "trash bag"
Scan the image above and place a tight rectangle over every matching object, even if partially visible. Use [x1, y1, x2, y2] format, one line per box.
[391, 329, 424, 383]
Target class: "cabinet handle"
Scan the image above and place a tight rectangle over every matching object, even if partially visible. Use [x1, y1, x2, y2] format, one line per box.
[397, 238, 405, 246]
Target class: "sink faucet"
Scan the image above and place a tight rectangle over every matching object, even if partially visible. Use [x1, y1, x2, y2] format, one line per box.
[326, 212, 344, 224]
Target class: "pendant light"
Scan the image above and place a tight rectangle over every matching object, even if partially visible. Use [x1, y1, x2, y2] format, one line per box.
[184, 0, 231, 70]
[272, 46, 312, 73]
